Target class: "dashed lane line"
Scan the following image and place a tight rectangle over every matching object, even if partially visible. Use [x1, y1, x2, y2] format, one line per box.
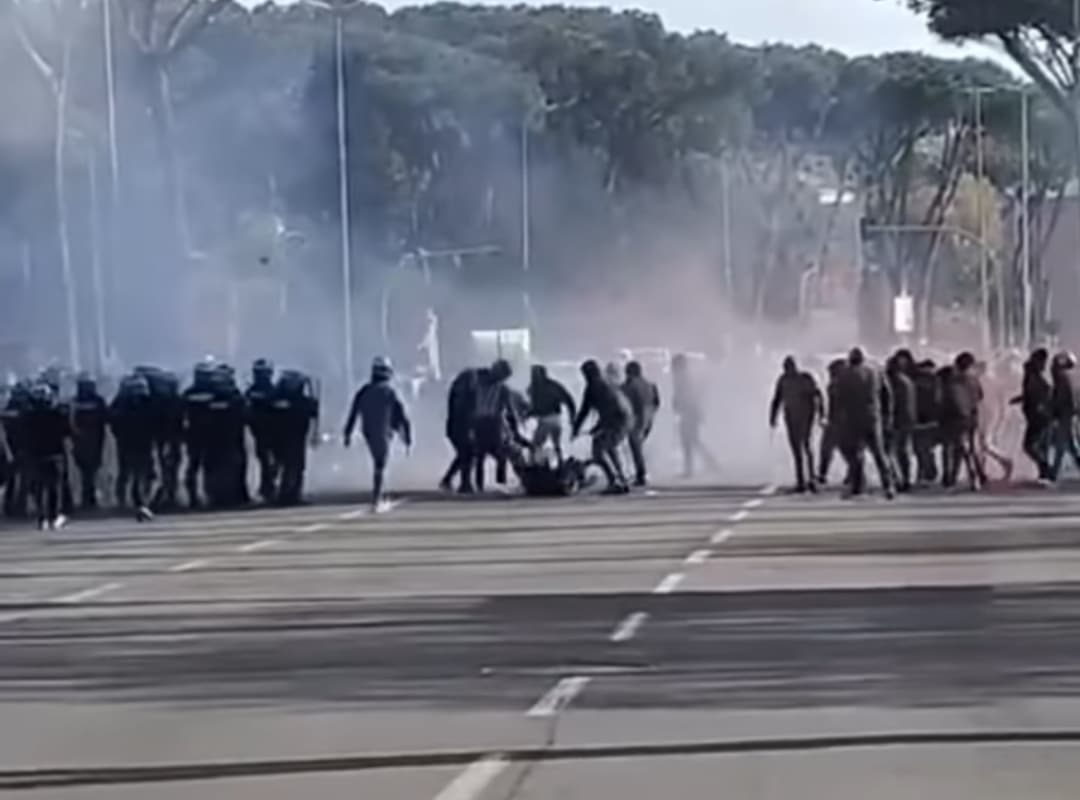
[293, 522, 329, 534]
[729, 509, 750, 523]
[526, 676, 592, 718]
[684, 548, 711, 566]
[432, 756, 508, 800]
[168, 559, 210, 573]
[653, 572, 685, 594]
[710, 528, 734, 546]
[610, 611, 649, 643]
[53, 582, 123, 604]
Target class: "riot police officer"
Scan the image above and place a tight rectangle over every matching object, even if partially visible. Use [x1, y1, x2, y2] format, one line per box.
[272, 370, 319, 506]
[246, 358, 278, 502]
[24, 382, 71, 530]
[110, 375, 155, 522]
[182, 362, 215, 508]
[71, 373, 108, 510]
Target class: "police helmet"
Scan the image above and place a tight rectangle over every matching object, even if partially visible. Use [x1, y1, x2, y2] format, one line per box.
[1054, 351, 1076, 369]
[491, 359, 512, 382]
[252, 358, 274, 377]
[76, 371, 97, 393]
[30, 382, 54, 405]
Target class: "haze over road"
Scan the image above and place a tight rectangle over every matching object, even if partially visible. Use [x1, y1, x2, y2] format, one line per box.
[3, 485, 1080, 798]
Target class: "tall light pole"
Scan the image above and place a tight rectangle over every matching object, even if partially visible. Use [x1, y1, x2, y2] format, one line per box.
[972, 87, 992, 353]
[1020, 88, 1032, 351]
[304, 0, 356, 389]
[521, 114, 530, 275]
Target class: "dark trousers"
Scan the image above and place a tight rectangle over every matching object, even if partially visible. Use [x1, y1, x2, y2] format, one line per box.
[785, 422, 814, 490]
[913, 424, 939, 483]
[74, 454, 101, 510]
[116, 446, 153, 509]
[254, 439, 277, 501]
[840, 424, 893, 496]
[31, 455, 63, 524]
[366, 434, 390, 502]
[889, 427, 914, 490]
[441, 425, 474, 492]
[941, 423, 984, 489]
[274, 436, 307, 506]
[1022, 418, 1051, 480]
[3, 456, 28, 518]
[1050, 417, 1080, 480]
[473, 417, 510, 492]
[592, 425, 629, 488]
[185, 438, 207, 507]
[628, 422, 652, 485]
[154, 440, 182, 509]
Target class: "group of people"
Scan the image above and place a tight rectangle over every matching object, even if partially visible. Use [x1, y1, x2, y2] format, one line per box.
[433, 355, 711, 497]
[770, 345, 1080, 498]
[0, 360, 319, 530]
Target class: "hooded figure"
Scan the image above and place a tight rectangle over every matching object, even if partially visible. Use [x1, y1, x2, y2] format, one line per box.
[1012, 347, 1052, 481]
[1049, 351, 1080, 480]
[769, 355, 823, 493]
[912, 358, 942, 484]
[885, 350, 917, 492]
[344, 357, 412, 509]
[816, 358, 848, 486]
[573, 359, 631, 494]
[527, 364, 576, 463]
[470, 359, 522, 492]
[622, 360, 661, 486]
[24, 382, 72, 530]
[939, 352, 985, 491]
[834, 347, 894, 498]
[440, 367, 479, 493]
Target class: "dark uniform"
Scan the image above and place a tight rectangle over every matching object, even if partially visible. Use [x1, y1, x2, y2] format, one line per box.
[139, 367, 184, 511]
[246, 359, 278, 502]
[205, 366, 248, 508]
[182, 364, 216, 508]
[71, 375, 108, 510]
[834, 348, 894, 498]
[109, 375, 155, 520]
[885, 353, 917, 492]
[24, 383, 71, 529]
[770, 356, 823, 493]
[272, 370, 318, 506]
[2, 382, 31, 518]
[573, 359, 631, 493]
[440, 368, 479, 493]
[344, 358, 412, 508]
[622, 361, 660, 487]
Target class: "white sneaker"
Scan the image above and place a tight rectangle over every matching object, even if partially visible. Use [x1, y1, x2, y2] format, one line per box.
[136, 506, 154, 522]
[52, 515, 68, 530]
[38, 519, 51, 532]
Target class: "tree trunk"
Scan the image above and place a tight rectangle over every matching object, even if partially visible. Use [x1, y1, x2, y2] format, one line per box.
[149, 60, 192, 257]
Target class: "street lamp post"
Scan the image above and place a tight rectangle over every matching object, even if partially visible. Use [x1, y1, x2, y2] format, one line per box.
[971, 87, 992, 353]
[304, 0, 355, 390]
[1020, 88, 1032, 351]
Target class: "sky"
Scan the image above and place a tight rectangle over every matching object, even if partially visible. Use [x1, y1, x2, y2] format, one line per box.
[246, 0, 1005, 61]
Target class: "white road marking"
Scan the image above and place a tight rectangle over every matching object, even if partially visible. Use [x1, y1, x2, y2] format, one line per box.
[375, 498, 404, 514]
[710, 528, 734, 546]
[610, 611, 649, 643]
[684, 549, 711, 565]
[760, 484, 779, 496]
[169, 559, 209, 573]
[338, 508, 369, 520]
[293, 523, 328, 534]
[743, 498, 764, 509]
[0, 612, 27, 625]
[53, 582, 122, 604]
[237, 538, 280, 554]
[432, 756, 508, 800]
[653, 572, 684, 594]
[729, 509, 749, 523]
[527, 675, 591, 717]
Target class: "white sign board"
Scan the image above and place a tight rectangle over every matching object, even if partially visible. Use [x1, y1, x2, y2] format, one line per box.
[893, 294, 915, 335]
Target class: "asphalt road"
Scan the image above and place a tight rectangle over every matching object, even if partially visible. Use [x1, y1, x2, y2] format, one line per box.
[4, 483, 1080, 798]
